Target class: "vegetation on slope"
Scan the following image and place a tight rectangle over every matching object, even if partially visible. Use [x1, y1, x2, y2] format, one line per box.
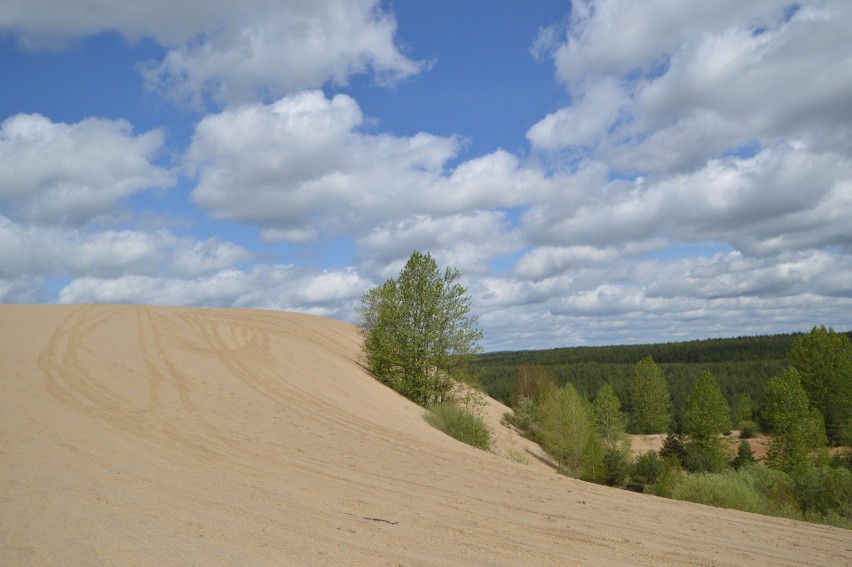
[498, 326, 852, 529]
[356, 251, 490, 450]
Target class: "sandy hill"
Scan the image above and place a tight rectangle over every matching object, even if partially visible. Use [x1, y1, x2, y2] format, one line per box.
[1, 304, 849, 566]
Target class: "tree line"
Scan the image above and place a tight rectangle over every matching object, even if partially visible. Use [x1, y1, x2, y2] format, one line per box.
[473, 331, 852, 431]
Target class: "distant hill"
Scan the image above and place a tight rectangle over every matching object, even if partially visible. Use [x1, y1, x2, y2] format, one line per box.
[473, 330, 852, 429]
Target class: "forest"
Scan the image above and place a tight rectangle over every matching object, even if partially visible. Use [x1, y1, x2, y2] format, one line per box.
[476, 327, 852, 528]
[473, 330, 852, 431]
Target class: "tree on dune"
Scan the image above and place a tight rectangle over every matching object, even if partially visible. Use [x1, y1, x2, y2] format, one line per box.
[356, 251, 483, 407]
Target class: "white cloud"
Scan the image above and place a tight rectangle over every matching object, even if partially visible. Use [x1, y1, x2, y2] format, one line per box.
[523, 143, 852, 256]
[533, 1, 852, 167]
[356, 211, 520, 279]
[0, 276, 45, 303]
[142, 1, 424, 105]
[527, 77, 629, 151]
[630, 2, 852, 155]
[0, 113, 173, 226]
[0, 0, 233, 46]
[2, 1, 424, 105]
[474, 248, 852, 350]
[0, 216, 250, 279]
[188, 91, 549, 262]
[3, 0, 850, 351]
[547, 0, 786, 85]
[57, 265, 371, 320]
[188, 91, 457, 233]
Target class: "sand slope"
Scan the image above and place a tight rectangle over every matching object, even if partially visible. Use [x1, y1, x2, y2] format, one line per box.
[1, 305, 849, 566]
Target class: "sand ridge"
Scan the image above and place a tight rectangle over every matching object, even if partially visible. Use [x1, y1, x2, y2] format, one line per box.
[1, 304, 850, 566]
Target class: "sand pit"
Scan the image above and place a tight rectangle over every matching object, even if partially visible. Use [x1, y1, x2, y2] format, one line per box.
[2, 304, 850, 566]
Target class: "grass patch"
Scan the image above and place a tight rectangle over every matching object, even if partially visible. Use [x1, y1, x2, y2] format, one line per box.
[424, 403, 491, 451]
[506, 448, 530, 464]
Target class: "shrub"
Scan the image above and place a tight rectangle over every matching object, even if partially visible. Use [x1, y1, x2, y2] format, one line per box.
[684, 437, 730, 473]
[630, 451, 664, 492]
[794, 466, 852, 528]
[603, 447, 631, 487]
[737, 464, 800, 520]
[731, 440, 756, 470]
[424, 403, 491, 451]
[659, 433, 688, 466]
[737, 420, 759, 439]
[649, 456, 683, 498]
[513, 394, 538, 433]
[671, 470, 763, 514]
[830, 448, 852, 471]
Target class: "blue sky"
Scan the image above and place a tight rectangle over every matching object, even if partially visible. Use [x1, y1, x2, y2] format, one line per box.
[1, 0, 850, 350]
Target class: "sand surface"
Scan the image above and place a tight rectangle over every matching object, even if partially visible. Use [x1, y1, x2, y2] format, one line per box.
[1, 304, 850, 566]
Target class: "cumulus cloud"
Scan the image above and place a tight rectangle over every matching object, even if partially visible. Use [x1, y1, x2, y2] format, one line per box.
[188, 91, 455, 231]
[143, 1, 424, 106]
[527, 77, 629, 151]
[474, 248, 852, 350]
[0, 216, 251, 280]
[3, 0, 850, 350]
[58, 265, 371, 320]
[187, 90, 550, 274]
[0, 0, 234, 46]
[531, 1, 852, 164]
[545, 0, 788, 85]
[0, 113, 173, 226]
[523, 142, 852, 256]
[0, 275, 45, 303]
[523, 1, 852, 263]
[493, 0, 852, 351]
[1, 0, 424, 105]
[356, 211, 521, 279]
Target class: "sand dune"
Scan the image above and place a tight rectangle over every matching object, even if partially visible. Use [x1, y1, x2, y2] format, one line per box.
[1, 305, 849, 566]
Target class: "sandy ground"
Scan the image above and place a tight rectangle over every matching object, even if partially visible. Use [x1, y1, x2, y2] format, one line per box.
[1, 305, 850, 566]
[629, 432, 771, 461]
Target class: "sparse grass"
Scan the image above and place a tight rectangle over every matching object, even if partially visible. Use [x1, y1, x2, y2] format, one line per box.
[505, 448, 530, 465]
[424, 403, 491, 451]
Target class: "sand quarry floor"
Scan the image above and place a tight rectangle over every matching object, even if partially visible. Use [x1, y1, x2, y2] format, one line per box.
[1, 305, 850, 566]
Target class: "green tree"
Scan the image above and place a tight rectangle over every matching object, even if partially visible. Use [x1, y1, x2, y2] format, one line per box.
[513, 365, 557, 407]
[763, 367, 828, 473]
[734, 392, 753, 425]
[538, 384, 598, 477]
[356, 251, 483, 406]
[629, 355, 672, 433]
[591, 385, 631, 487]
[731, 440, 756, 470]
[683, 370, 732, 472]
[592, 383, 628, 449]
[789, 326, 852, 445]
